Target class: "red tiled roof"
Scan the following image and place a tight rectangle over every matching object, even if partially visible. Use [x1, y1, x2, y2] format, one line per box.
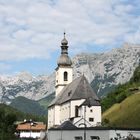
[16, 123, 46, 130]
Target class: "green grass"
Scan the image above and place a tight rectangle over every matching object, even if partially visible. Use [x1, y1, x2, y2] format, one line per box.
[38, 92, 55, 110]
[102, 92, 140, 128]
[0, 103, 46, 122]
[10, 96, 47, 116]
[101, 65, 140, 112]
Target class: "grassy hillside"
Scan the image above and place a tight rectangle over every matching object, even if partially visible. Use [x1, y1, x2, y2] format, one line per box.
[0, 103, 46, 122]
[101, 65, 140, 112]
[38, 92, 55, 110]
[10, 96, 47, 116]
[101, 65, 140, 128]
[102, 92, 140, 128]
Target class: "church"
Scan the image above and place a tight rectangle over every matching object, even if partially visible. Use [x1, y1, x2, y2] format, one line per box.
[47, 34, 140, 140]
[47, 33, 101, 129]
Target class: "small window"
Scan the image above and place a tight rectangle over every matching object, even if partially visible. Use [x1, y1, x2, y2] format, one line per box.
[91, 136, 100, 140]
[89, 118, 94, 122]
[64, 71, 68, 81]
[75, 106, 79, 117]
[90, 109, 93, 112]
[68, 91, 72, 96]
[75, 136, 83, 140]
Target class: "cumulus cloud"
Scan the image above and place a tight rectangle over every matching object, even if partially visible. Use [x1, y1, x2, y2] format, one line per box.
[0, 0, 139, 62]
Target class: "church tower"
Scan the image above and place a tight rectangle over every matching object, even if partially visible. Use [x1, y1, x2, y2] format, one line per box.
[55, 33, 73, 97]
[48, 33, 101, 129]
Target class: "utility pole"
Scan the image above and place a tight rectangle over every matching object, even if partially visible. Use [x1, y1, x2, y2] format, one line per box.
[84, 105, 86, 140]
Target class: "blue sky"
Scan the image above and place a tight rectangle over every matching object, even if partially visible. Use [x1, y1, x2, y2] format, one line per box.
[0, 0, 140, 75]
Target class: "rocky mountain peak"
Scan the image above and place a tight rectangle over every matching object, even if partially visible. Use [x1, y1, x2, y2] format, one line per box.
[0, 43, 140, 104]
[73, 43, 140, 96]
[16, 71, 33, 82]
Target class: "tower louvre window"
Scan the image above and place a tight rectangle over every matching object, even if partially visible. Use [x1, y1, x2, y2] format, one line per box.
[64, 71, 68, 81]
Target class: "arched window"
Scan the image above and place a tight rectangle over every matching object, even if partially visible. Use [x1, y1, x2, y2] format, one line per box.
[64, 71, 68, 81]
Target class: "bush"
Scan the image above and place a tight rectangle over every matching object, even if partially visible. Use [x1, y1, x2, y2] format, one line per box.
[116, 93, 127, 103]
[130, 65, 140, 83]
[0, 109, 17, 140]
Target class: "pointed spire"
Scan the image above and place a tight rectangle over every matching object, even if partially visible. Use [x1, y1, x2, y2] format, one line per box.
[64, 31, 66, 38]
[61, 32, 68, 46]
[57, 32, 72, 67]
[61, 32, 68, 54]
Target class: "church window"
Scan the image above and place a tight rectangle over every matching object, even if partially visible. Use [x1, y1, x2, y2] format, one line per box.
[89, 118, 94, 122]
[75, 106, 79, 117]
[68, 91, 72, 96]
[64, 71, 68, 81]
[75, 136, 83, 140]
[90, 136, 100, 140]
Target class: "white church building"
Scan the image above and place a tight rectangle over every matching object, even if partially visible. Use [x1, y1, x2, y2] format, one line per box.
[47, 34, 140, 140]
[47, 33, 101, 129]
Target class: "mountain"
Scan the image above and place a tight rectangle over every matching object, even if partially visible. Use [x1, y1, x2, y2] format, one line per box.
[0, 103, 46, 122]
[73, 43, 140, 96]
[0, 43, 140, 104]
[102, 64, 140, 127]
[101, 64, 140, 112]
[0, 71, 55, 104]
[10, 96, 47, 116]
[38, 92, 55, 110]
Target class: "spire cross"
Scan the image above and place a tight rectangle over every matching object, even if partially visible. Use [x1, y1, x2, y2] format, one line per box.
[64, 31, 66, 38]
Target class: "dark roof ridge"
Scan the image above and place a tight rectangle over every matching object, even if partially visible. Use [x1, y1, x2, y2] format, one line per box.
[71, 75, 99, 101]
[48, 76, 83, 107]
[48, 75, 100, 107]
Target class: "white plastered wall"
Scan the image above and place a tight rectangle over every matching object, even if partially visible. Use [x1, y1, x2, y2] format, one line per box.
[83, 106, 102, 126]
[71, 100, 101, 127]
[54, 105, 60, 125]
[70, 99, 85, 118]
[60, 102, 70, 123]
[48, 99, 101, 128]
[48, 105, 60, 128]
[55, 67, 73, 97]
[48, 106, 54, 128]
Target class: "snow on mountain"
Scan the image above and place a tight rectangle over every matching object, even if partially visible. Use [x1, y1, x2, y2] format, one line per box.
[73, 43, 140, 96]
[0, 72, 55, 104]
[0, 43, 140, 104]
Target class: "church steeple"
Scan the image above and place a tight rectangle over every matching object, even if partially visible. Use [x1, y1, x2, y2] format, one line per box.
[55, 33, 73, 97]
[57, 32, 72, 67]
[61, 32, 68, 47]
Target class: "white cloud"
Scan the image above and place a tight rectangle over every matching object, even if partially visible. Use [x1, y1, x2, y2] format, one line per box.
[0, 0, 139, 61]
[12, 29, 34, 41]
[125, 26, 140, 44]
